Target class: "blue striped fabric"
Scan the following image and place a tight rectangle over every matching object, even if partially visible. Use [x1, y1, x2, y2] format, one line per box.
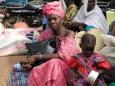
[7, 64, 29, 86]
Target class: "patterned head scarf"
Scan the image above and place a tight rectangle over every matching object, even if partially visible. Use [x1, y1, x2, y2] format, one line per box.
[43, 1, 65, 18]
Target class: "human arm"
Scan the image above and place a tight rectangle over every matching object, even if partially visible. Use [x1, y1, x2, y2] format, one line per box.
[93, 56, 111, 80]
[20, 53, 60, 71]
[22, 36, 80, 71]
[64, 21, 87, 32]
[96, 60, 110, 79]
[66, 56, 79, 68]
[93, 53, 110, 71]
[31, 53, 61, 62]
[69, 13, 101, 32]
[67, 56, 83, 81]
[97, 60, 110, 71]
[68, 21, 87, 32]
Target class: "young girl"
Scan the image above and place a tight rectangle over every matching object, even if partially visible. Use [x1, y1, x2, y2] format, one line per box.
[67, 33, 110, 86]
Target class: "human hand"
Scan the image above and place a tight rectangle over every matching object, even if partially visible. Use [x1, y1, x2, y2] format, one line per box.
[70, 22, 79, 28]
[20, 57, 36, 71]
[65, 22, 80, 32]
[20, 59, 32, 71]
[69, 22, 85, 31]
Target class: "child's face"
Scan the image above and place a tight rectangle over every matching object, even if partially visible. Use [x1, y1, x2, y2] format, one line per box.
[80, 44, 95, 58]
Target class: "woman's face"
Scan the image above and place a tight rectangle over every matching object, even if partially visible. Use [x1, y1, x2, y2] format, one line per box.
[87, 0, 96, 12]
[47, 14, 62, 31]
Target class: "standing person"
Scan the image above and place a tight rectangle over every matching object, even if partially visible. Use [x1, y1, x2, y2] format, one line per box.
[69, 0, 107, 33]
[67, 33, 110, 86]
[7, 1, 80, 86]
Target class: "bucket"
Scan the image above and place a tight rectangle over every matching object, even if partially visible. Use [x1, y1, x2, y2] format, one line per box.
[86, 70, 99, 85]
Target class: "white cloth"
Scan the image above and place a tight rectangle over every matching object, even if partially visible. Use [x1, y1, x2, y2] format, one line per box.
[0, 23, 4, 29]
[100, 34, 115, 67]
[101, 34, 115, 47]
[73, 0, 107, 33]
[100, 47, 115, 67]
[0, 29, 32, 56]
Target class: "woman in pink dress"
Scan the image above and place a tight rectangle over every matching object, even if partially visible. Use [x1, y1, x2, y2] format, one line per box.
[8, 1, 80, 86]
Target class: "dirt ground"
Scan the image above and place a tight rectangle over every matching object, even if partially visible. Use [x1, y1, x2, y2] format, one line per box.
[0, 55, 27, 86]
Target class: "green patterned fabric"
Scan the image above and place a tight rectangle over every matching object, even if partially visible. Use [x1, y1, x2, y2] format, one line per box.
[64, 4, 77, 25]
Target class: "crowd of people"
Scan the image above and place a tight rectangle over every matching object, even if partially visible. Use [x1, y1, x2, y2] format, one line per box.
[0, 0, 115, 86]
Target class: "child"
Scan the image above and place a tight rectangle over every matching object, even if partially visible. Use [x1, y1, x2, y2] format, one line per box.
[67, 33, 110, 86]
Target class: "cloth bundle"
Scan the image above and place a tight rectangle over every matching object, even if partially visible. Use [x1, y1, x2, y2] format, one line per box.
[0, 29, 31, 56]
[100, 34, 115, 67]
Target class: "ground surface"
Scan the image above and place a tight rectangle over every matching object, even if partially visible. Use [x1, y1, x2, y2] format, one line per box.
[0, 55, 26, 86]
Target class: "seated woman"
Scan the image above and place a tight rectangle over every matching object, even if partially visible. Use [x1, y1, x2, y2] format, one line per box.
[69, 0, 108, 52]
[67, 33, 110, 86]
[69, 0, 107, 33]
[7, 1, 80, 86]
